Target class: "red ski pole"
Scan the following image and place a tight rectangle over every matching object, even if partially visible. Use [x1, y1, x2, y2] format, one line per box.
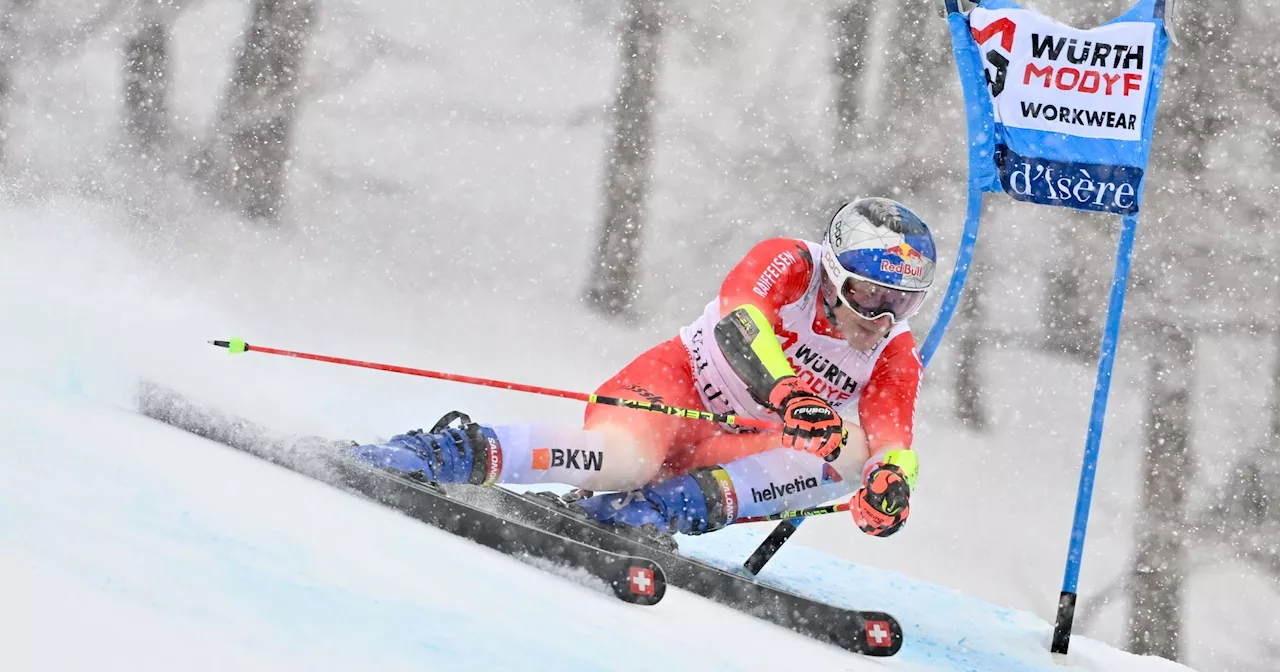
[210, 338, 782, 432]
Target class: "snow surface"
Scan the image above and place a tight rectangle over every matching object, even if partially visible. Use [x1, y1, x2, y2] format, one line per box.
[0, 0, 1265, 667]
[0, 205, 1196, 672]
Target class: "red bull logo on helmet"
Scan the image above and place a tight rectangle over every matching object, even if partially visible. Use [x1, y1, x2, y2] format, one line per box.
[879, 243, 928, 279]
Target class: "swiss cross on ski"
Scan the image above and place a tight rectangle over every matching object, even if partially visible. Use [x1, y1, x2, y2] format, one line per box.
[865, 620, 893, 648]
[628, 566, 655, 596]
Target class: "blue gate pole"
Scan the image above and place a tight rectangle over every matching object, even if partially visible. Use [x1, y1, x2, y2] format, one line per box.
[1050, 212, 1140, 654]
[919, 187, 984, 367]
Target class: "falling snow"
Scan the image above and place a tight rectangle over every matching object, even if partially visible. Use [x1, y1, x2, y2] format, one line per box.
[0, 0, 1275, 670]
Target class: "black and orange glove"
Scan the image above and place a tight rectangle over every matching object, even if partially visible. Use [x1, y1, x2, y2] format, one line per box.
[767, 376, 846, 459]
[850, 464, 911, 537]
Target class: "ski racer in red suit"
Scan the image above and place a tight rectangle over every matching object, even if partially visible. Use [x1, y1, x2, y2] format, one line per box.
[350, 197, 934, 538]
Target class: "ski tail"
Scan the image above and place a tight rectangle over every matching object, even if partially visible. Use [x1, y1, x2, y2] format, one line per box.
[137, 381, 668, 606]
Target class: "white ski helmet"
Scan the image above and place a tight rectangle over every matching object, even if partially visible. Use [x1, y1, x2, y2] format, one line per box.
[820, 198, 937, 323]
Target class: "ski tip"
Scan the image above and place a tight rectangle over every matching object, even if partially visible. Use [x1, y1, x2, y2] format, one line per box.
[613, 562, 666, 606]
[855, 613, 905, 657]
[209, 338, 248, 354]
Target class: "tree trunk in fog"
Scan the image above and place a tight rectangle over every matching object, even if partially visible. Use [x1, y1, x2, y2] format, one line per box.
[1254, 327, 1280, 579]
[882, 0, 948, 196]
[1272, 327, 1280, 450]
[1042, 264, 1096, 361]
[954, 260, 987, 430]
[1158, 0, 1238, 179]
[1196, 327, 1280, 592]
[0, 0, 34, 165]
[1041, 211, 1106, 362]
[832, 1, 871, 148]
[584, 0, 663, 318]
[882, 0, 945, 123]
[885, 0, 940, 106]
[123, 2, 172, 151]
[0, 48, 11, 166]
[834, 0, 948, 195]
[205, 0, 316, 222]
[1127, 321, 1193, 660]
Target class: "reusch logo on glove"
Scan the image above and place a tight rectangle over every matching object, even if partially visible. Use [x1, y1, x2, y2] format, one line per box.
[792, 406, 834, 421]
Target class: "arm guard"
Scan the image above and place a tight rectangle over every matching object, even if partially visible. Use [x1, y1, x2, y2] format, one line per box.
[713, 304, 797, 407]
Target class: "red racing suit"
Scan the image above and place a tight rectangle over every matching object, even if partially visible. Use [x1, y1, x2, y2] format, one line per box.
[583, 238, 923, 481]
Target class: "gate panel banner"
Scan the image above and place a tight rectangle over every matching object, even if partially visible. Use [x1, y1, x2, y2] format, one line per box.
[948, 0, 1171, 214]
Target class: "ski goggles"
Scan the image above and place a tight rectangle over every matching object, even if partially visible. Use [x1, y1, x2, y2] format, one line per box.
[822, 272, 927, 324]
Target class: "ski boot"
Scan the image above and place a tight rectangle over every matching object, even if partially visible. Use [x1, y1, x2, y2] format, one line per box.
[349, 411, 503, 486]
[571, 468, 735, 550]
[522, 488, 678, 553]
[528, 489, 594, 508]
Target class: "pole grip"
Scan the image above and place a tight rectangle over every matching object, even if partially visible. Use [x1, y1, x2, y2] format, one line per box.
[735, 502, 849, 524]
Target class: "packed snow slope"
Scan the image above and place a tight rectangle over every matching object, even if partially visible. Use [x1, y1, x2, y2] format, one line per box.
[0, 207, 1195, 672]
[3, 0, 1276, 665]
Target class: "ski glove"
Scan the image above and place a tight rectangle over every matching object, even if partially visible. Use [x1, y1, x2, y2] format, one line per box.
[850, 464, 911, 537]
[767, 376, 846, 459]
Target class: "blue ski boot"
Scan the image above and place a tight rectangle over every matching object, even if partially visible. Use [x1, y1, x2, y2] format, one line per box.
[574, 467, 734, 538]
[349, 411, 503, 486]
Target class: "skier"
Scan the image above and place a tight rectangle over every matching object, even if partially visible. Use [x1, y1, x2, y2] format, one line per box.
[350, 197, 934, 539]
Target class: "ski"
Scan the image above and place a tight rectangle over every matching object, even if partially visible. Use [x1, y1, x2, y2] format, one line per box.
[137, 382, 901, 655]
[136, 382, 666, 606]
[459, 484, 903, 657]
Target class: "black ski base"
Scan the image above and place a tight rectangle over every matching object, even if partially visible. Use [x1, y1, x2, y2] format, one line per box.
[137, 382, 665, 606]
[338, 460, 666, 605]
[137, 382, 902, 655]
[461, 484, 903, 656]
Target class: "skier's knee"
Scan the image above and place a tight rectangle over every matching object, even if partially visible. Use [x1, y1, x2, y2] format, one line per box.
[590, 425, 664, 491]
